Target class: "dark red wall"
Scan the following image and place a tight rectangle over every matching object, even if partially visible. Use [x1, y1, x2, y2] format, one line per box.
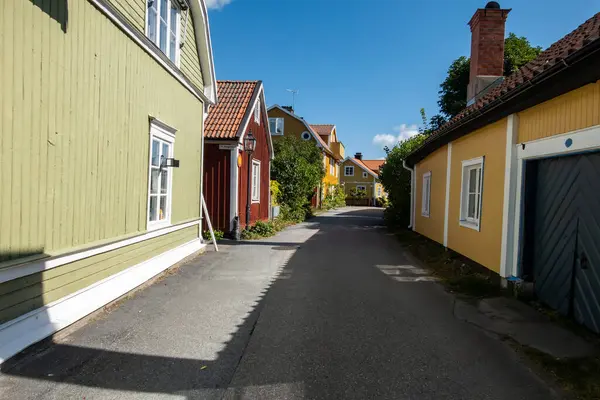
[203, 144, 231, 233]
[239, 103, 271, 228]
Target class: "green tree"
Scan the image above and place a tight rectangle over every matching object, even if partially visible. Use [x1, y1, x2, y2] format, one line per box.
[271, 136, 325, 221]
[379, 134, 428, 228]
[438, 34, 542, 118]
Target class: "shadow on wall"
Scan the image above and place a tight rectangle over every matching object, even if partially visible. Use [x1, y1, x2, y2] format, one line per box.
[30, 0, 69, 33]
[0, 207, 483, 399]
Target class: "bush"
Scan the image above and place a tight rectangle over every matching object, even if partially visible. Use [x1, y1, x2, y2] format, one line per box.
[270, 180, 282, 206]
[349, 187, 367, 199]
[271, 136, 325, 222]
[376, 196, 389, 208]
[322, 184, 347, 210]
[202, 229, 224, 241]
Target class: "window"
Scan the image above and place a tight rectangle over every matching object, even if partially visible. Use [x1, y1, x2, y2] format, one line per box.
[460, 157, 484, 230]
[269, 118, 284, 135]
[344, 166, 354, 176]
[329, 158, 335, 175]
[377, 186, 382, 197]
[147, 122, 175, 229]
[421, 171, 431, 217]
[254, 103, 260, 124]
[146, 0, 180, 64]
[301, 131, 311, 140]
[362, 171, 368, 178]
[356, 185, 367, 192]
[251, 160, 261, 203]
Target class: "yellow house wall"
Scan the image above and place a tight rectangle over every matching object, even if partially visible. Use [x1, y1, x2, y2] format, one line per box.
[447, 119, 507, 273]
[415, 146, 448, 245]
[340, 160, 377, 198]
[518, 81, 600, 143]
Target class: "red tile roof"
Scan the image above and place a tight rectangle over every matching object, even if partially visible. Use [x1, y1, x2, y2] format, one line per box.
[419, 12, 600, 151]
[361, 160, 385, 174]
[310, 124, 334, 136]
[205, 81, 259, 139]
[352, 159, 379, 177]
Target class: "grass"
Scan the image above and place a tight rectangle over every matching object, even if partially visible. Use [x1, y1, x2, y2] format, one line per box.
[394, 229, 504, 299]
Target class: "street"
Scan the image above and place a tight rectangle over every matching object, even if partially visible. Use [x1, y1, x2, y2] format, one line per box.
[0, 208, 557, 399]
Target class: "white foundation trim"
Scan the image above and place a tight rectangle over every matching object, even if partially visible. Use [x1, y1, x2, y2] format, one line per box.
[230, 148, 239, 230]
[0, 220, 200, 284]
[0, 239, 205, 364]
[500, 114, 519, 277]
[443, 143, 452, 247]
[517, 124, 600, 160]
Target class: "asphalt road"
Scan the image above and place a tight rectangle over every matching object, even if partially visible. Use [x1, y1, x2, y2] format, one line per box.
[0, 208, 557, 399]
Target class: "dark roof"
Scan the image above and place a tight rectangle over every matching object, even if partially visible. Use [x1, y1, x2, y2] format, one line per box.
[408, 12, 600, 165]
[205, 81, 260, 139]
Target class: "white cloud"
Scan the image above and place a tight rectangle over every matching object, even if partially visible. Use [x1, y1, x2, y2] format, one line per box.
[372, 124, 419, 149]
[206, 0, 232, 9]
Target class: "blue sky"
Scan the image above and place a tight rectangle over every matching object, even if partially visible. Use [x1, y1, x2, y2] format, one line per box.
[207, 0, 598, 159]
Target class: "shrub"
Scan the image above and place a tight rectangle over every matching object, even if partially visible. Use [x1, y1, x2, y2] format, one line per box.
[322, 184, 347, 210]
[270, 180, 282, 206]
[349, 187, 367, 199]
[202, 229, 224, 241]
[376, 196, 389, 208]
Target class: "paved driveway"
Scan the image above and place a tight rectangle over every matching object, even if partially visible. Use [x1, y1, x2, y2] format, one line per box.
[0, 208, 557, 399]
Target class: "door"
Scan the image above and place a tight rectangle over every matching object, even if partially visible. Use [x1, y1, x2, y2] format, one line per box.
[530, 152, 600, 333]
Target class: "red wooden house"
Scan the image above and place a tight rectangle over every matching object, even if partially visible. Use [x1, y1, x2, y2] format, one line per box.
[203, 81, 274, 237]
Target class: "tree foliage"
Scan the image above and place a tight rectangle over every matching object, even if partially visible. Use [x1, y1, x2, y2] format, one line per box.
[438, 34, 542, 118]
[379, 134, 428, 228]
[271, 136, 325, 221]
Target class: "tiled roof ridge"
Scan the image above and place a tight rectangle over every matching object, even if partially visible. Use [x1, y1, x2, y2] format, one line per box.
[422, 12, 600, 146]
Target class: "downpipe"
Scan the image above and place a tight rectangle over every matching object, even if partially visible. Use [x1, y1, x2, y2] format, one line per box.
[402, 160, 415, 230]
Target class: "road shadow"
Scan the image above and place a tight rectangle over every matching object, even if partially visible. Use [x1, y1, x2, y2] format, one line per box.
[0, 208, 552, 399]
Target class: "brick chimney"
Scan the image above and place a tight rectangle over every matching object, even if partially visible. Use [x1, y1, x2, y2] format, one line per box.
[282, 105, 294, 114]
[467, 2, 511, 103]
[355, 152, 363, 160]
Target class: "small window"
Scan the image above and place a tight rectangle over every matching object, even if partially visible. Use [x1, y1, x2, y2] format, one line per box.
[460, 157, 484, 230]
[421, 171, 431, 217]
[146, 0, 180, 64]
[329, 158, 335, 175]
[362, 171, 368, 178]
[301, 131, 311, 140]
[251, 160, 261, 203]
[269, 118, 284, 135]
[356, 185, 367, 191]
[344, 166, 354, 176]
[254, 103, 260, 124]
[147, 122, 175, 230]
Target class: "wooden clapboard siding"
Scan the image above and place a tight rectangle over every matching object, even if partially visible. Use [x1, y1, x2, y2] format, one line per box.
[518, 81, 600, 143]
[105, 0, 204, 89]
[0, 0, 203, 263]
[0, 225, 199, 325]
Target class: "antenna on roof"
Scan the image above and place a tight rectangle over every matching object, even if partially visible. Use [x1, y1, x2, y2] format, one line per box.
[286, 89, 299, 110]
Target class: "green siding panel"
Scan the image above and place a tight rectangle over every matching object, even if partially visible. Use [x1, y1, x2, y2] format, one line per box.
[0, 225, 199, 324]
[0, 0, 204, 262]
[105, 0, 204, 89]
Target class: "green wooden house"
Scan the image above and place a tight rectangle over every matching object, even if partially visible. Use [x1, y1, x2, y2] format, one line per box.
[0, 0, 217, 363]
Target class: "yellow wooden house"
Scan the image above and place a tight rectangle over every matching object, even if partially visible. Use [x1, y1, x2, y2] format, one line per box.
[404, 4, 600, 332]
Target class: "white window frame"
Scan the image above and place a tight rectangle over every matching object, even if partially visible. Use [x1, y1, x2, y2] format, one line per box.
[145, 0, 181, 66]
[329, 158, 335, 176]
[344, 166, 354, 176]
[362, 171, 368, 178]
[301, 131, 311, 141]
[251, 159, 261, 203]
[421, 171, 431, 217]
[254, 103, 260, 124]
[459, 156, 485, 231]
[269, 118, 284, 135]
[147, 121, 176, 231]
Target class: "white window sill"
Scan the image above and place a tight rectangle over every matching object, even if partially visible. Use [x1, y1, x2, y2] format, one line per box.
[147, 220, 172, 232]
[251, 199, 260, 204]
[421, 212, 430, 218]
[459, 220, 480, 232]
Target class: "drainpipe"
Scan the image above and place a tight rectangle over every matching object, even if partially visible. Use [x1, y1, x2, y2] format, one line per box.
[402, 160, 415, 230]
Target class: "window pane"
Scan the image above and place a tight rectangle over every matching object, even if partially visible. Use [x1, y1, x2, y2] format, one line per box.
[475, 193, 481, 219]
[159, 196, 167, 220]
[269, 119, 276, 133]
[151, 140, 160, 166]
[147, 1, 157, 42]
[162, 142, 169, 159]
[150, 168, 159, 194]
[149, 196, 158, 221]
[170, 4, 178, 34]
[159, 0, 168, 53]
[161, 169, 168, 194]
[169, 32, 177, 62]
[469, 168, 477, 192]
[468, 193, 477, 218]
[277, 119, 284, 134]
[160, 0, 168, 20]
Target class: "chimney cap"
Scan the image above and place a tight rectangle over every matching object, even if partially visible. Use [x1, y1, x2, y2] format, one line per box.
[354, 152, 363, 160]
[485, 1, 501, 9]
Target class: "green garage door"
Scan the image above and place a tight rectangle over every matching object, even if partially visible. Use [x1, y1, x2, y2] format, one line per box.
[531, 151, 600, 333]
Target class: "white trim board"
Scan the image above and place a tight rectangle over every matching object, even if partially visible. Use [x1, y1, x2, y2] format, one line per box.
[499, 114, 519, 277]
[0, 239, 205, 364]
[230, 148, 240, 230]
[0, 220, 200, 284]
[443, 143, 452, 247]
[517, 124, 600, 160]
